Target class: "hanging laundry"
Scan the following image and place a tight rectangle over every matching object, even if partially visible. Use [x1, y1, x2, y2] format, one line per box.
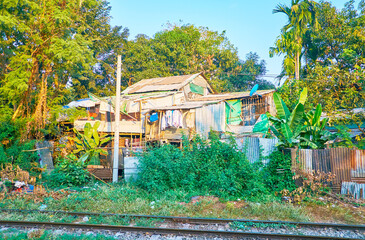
[172, 110, 183, 128]
[166, 110, 173, 127]
[161, 112, 167, 130]
[184, 110, 195, 128]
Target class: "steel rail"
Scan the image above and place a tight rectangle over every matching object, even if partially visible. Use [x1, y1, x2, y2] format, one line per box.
[0, 208, 364, 231]
[0, 220, 361, 240]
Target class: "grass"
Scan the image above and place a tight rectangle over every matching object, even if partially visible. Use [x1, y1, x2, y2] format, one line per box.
[0, 228, 116, 239]
[230, 221, 297, 230]
[0, 183, 364, 224]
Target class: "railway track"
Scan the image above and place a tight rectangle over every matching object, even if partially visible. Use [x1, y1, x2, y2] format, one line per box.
[0, 208, 364, 239]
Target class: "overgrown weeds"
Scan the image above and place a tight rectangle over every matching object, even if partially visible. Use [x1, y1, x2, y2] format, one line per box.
[135, 133, 267, 199]
[44, 155, 91, 188]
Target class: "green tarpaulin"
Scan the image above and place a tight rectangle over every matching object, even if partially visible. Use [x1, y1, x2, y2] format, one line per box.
[225, 99, 242, 125]
[189, 83, 204, 95]
[253, 114, 269, 134]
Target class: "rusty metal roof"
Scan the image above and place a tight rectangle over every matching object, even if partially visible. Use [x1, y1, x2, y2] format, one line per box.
[191, 90, 275, 101]
[122, 73, 204, 94]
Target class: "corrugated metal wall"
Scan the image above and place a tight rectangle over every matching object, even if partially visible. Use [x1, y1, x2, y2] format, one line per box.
[235, 137, 278, 164]
[195, 103, 226, 137]
[290, 148, 365, 195]
[352, 149, 365, 178]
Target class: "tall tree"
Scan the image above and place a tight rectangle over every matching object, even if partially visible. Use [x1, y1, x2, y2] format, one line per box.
[279, 1, 365, 136]
[225, 52, 275, 91]
[270, 0, 318, 81]
[122, 24, 240, 92]
[0, 0, 127, 137]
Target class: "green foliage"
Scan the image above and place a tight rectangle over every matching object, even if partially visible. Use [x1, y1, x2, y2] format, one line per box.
[41, 106, 88, 139]
[122, 23, 240, 92]
[333, 125, 355, 148]
[0, 0, 128, 134]
[263, 150, 296, 193]
[278, 1, 365, 137]
[269, 88, 334, 149]
[302, 104, 335, 149]
[230, 221, 297, 230]
[271, 0, 318, 79]
[268, 88, 315, 148]
[223, 52, 275, 92]
[45, 155, 91, 188]
[0, 119, 38, 171]
[135, 133, 266, 199]
[69, 121, 111, 165]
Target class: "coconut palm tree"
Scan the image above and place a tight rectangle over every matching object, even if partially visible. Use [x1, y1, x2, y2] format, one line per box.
[271, 0, 318, 81]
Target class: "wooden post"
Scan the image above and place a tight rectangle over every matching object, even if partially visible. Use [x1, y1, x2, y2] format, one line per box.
[139, 100, 142, 147]
[113, 55, 121, 183]
[158, 111, 161, 140]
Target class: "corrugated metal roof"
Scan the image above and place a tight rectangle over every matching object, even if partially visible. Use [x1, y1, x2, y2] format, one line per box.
[122, 73, 203, 94]
[145, 101, 218, 111]
[191, 90, 275, 101]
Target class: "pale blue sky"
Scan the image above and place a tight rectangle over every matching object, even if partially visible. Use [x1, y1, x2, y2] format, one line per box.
[109, 0, 357, 84]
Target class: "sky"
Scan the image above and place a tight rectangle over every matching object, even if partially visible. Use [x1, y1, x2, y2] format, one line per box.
[108, 0, 357, 85]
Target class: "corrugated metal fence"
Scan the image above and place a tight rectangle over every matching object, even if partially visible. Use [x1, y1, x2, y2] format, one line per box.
[291, 148, 365, 197]
[235, 137, 279, 164]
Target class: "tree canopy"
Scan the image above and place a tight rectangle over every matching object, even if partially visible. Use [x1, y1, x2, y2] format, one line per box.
[0, 0, 127, 137]
[122, 24, 240, 92]
[276, 0, 365, 135]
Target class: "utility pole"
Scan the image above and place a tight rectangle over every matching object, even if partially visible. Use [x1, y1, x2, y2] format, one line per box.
[113, 55, 121, 183]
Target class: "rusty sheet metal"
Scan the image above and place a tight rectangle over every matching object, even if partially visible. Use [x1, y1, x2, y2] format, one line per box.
[291, 149, 312, 171]
[291, 148, 364, 194]
[352, 150, 365, 178]
[312, 149, 331, 173]
[330, 148, 352, 187]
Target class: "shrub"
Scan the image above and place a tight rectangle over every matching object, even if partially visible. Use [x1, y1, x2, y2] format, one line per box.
[263, 150, 296, 192]
[45, 155, 91, 188]
[135, 133, 266, 199]
[0, 119, 39, 172]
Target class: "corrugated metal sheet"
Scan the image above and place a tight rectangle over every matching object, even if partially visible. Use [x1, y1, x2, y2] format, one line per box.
[122, 73, 202, 94]
[234, 137, 278, 164]
[259, 138, 279, 165]
[352, 150, 365, 178]
[244, 137, 260, 164]
[195, 102, 225, 137]
[192, 90, 275, 102]
[330, 148, 352, 187]
[144, 101, 218, 111]
[291, 148, 365, 195]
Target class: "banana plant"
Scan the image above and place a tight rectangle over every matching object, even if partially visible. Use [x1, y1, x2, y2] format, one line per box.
[69, 121, 112, 165]
[268, 88, 318, 149]
[302, 104, 335, 149]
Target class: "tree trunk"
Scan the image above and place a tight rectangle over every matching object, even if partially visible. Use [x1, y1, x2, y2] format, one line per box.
[295, 50, 300, 81]
[26, 65, 52, 139]
[11, 60, 39, 120]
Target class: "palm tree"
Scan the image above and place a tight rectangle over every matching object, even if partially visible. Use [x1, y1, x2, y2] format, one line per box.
[271, 0, 318, 81]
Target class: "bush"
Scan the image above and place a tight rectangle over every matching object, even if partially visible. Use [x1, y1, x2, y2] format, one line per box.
[45, 155, 91, 188]
[135, 133, 266, 199]
[0, 119, 39, 172]
[263, 150, 296, 192]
